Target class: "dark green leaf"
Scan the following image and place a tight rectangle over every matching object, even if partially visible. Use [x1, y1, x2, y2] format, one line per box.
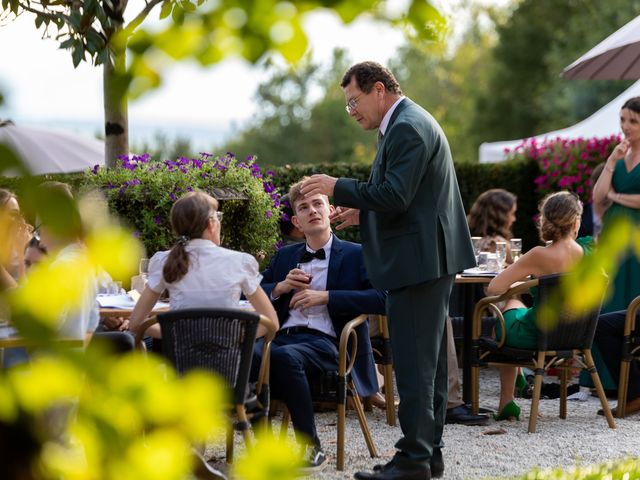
[159, 0, 173, 19]
[59, 38, 75, 49]
[35, 15, 44, 29]
[72, 44, 85, 67]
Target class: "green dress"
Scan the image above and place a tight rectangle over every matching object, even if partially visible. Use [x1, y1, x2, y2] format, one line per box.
[601, 159, 640, 314]
[496, 237, 594, 350]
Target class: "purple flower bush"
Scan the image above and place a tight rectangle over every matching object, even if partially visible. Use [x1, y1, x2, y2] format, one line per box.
[505, 135, 621, 203]
[82, 152, 283, 260]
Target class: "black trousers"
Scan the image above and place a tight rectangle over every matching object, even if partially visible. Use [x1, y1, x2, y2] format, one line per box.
[253, 330, 338, 447]
[387, 274, 454, 470]
[594, 309, 640, 401]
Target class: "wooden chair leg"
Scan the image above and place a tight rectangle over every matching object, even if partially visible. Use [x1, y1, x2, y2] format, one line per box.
[349, 387, 377, 459]
[280, 407, 290, 441]
[383, 364, 396, 426]
[337, 399, 346, 471]
[226, 421, 234, 464]
[236, 406, 253, 448]
[584, 350, 616, 429]
[470, 364, 479, 415]
[528, 353, 546, 433]
[559, 366, 568, 419]
[618, 360, 631, 418]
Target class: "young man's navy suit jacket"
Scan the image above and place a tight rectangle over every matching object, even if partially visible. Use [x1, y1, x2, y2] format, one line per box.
[260, 235, 386, 395]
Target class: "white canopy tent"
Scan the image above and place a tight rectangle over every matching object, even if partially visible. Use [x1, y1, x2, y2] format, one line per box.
[0, 122, 104, 176]
[478, 80, 640, 163]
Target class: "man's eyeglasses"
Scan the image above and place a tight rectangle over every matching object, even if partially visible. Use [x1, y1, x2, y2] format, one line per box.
[345, 93, 363, 114]
[210, 211, 224, 222]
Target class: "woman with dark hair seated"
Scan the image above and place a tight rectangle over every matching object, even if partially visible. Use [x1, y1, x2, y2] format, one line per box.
[467, 188, 517, 264]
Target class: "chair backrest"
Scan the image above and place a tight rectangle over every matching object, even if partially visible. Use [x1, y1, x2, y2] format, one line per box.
[157, 308, 260, 405]
[536, 272, 608, 352]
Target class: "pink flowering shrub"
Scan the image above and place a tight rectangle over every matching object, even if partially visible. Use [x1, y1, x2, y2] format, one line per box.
[505, 135, 621, 203]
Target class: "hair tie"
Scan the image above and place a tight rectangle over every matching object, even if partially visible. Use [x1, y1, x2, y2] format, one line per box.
[177, 235, 189, 246]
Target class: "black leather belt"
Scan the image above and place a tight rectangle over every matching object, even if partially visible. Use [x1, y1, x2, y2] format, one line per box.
[276, 326, 336, 341]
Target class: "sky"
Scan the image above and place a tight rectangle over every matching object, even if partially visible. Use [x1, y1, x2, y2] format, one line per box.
[0, 2, 416, 151]
[0, 1, 508, 151]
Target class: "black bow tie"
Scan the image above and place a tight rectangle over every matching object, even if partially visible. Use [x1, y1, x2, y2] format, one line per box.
[299, 248, 326, 263]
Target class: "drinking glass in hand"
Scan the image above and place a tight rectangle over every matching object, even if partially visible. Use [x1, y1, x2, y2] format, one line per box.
[510, 238, 522, 261]
[296, 263, 313, 284]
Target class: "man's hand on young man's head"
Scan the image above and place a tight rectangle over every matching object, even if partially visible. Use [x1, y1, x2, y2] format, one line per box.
[300, 174, 338, 198]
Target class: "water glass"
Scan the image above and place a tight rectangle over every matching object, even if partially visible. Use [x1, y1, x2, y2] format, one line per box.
[486, 253, 500, 273]
[471, 237, 483, 261]
[139, 258, 150, 282]
[495, 241, 507, 269]
[510, 238, 522, 261]
[477, 251, 490, 271]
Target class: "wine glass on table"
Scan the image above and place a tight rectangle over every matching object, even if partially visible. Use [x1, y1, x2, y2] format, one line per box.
[471, 237, 483, 264]
[510, 238, 522, 262]
[495, 241, 507, 270]
[139, 258, 150, 285]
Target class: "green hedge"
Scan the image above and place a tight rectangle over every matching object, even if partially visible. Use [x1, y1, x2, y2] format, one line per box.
[0, 157, 544, 257]
[269, 158, 543, 250]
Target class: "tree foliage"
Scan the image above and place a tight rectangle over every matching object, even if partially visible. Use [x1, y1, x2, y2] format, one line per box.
[472, 0, 639, 145]
[223, 50, 377, 166]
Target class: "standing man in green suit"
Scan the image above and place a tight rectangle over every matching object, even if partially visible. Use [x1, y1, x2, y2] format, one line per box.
[301, 62, 475, 480]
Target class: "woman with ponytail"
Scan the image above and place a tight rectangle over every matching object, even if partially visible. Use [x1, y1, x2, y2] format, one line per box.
[130, 191, 278, 338]
[485, 191, 585, 421]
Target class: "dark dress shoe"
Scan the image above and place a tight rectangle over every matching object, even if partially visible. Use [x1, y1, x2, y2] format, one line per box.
[373, 450, 443, 478]
[445, 404, 489, 426]
[355, 460, 430, 480]
[430, 448, 444, 478]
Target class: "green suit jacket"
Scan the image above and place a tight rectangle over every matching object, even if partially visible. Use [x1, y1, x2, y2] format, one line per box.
[334, 98, 475, 290]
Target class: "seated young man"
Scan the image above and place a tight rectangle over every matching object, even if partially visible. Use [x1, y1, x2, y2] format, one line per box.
[256, 178, 386, 471]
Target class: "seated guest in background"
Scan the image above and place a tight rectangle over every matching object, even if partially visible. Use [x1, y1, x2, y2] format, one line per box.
[130, 191, 278, 338]
[594, 308, 640, 415]
[279, 194, 306, 246]
[444, 315, 489, 425]
[36, 182, 100, 341]
[23, 236, 47, 270]
[486, 191, 585, 421]
[0, 188, 33, 290]
[257, 178, 386, 471]
[467, 188, 517, 263]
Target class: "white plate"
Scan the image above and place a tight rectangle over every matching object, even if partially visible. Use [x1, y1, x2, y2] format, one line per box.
[461, 268, 498, 276]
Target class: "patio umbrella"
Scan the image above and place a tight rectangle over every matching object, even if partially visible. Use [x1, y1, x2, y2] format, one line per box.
[0, 120, 104, 176]
[562, 15, 640, 80]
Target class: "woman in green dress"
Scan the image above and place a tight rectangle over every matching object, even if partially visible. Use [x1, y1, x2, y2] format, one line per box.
[486, 192, 584, 421]
[593, 97, 640, 314]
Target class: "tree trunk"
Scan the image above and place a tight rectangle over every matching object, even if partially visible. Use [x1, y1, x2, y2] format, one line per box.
[103, 32, 128, 169]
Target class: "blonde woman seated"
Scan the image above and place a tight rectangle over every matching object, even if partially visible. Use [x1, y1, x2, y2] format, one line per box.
[130, 191, 278, 339]
[468, 189, 517, 264]
[486, 191, 584, 421]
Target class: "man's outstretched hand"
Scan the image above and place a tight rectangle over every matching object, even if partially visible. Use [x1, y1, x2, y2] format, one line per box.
[330, 207, 360, 230]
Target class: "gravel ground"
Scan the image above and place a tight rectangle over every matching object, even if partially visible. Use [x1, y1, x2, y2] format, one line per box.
[208, 368, 640, 479]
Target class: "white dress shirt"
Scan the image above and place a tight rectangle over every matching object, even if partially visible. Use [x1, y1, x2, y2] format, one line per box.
[379, 95, 406, 136]
[147, 238, 262, 309]
[284, 235, 336, 338]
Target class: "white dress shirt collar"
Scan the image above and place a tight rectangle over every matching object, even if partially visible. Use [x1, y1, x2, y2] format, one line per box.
[379, 96, 406, 136]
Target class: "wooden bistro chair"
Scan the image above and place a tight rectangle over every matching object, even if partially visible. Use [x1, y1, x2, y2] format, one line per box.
[276, 314, 378, 471]
[369, 314, 396, 426]
[470, 273, 616, 433]
[616, 295, 640, 418]
[135, 308, 276, 463]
